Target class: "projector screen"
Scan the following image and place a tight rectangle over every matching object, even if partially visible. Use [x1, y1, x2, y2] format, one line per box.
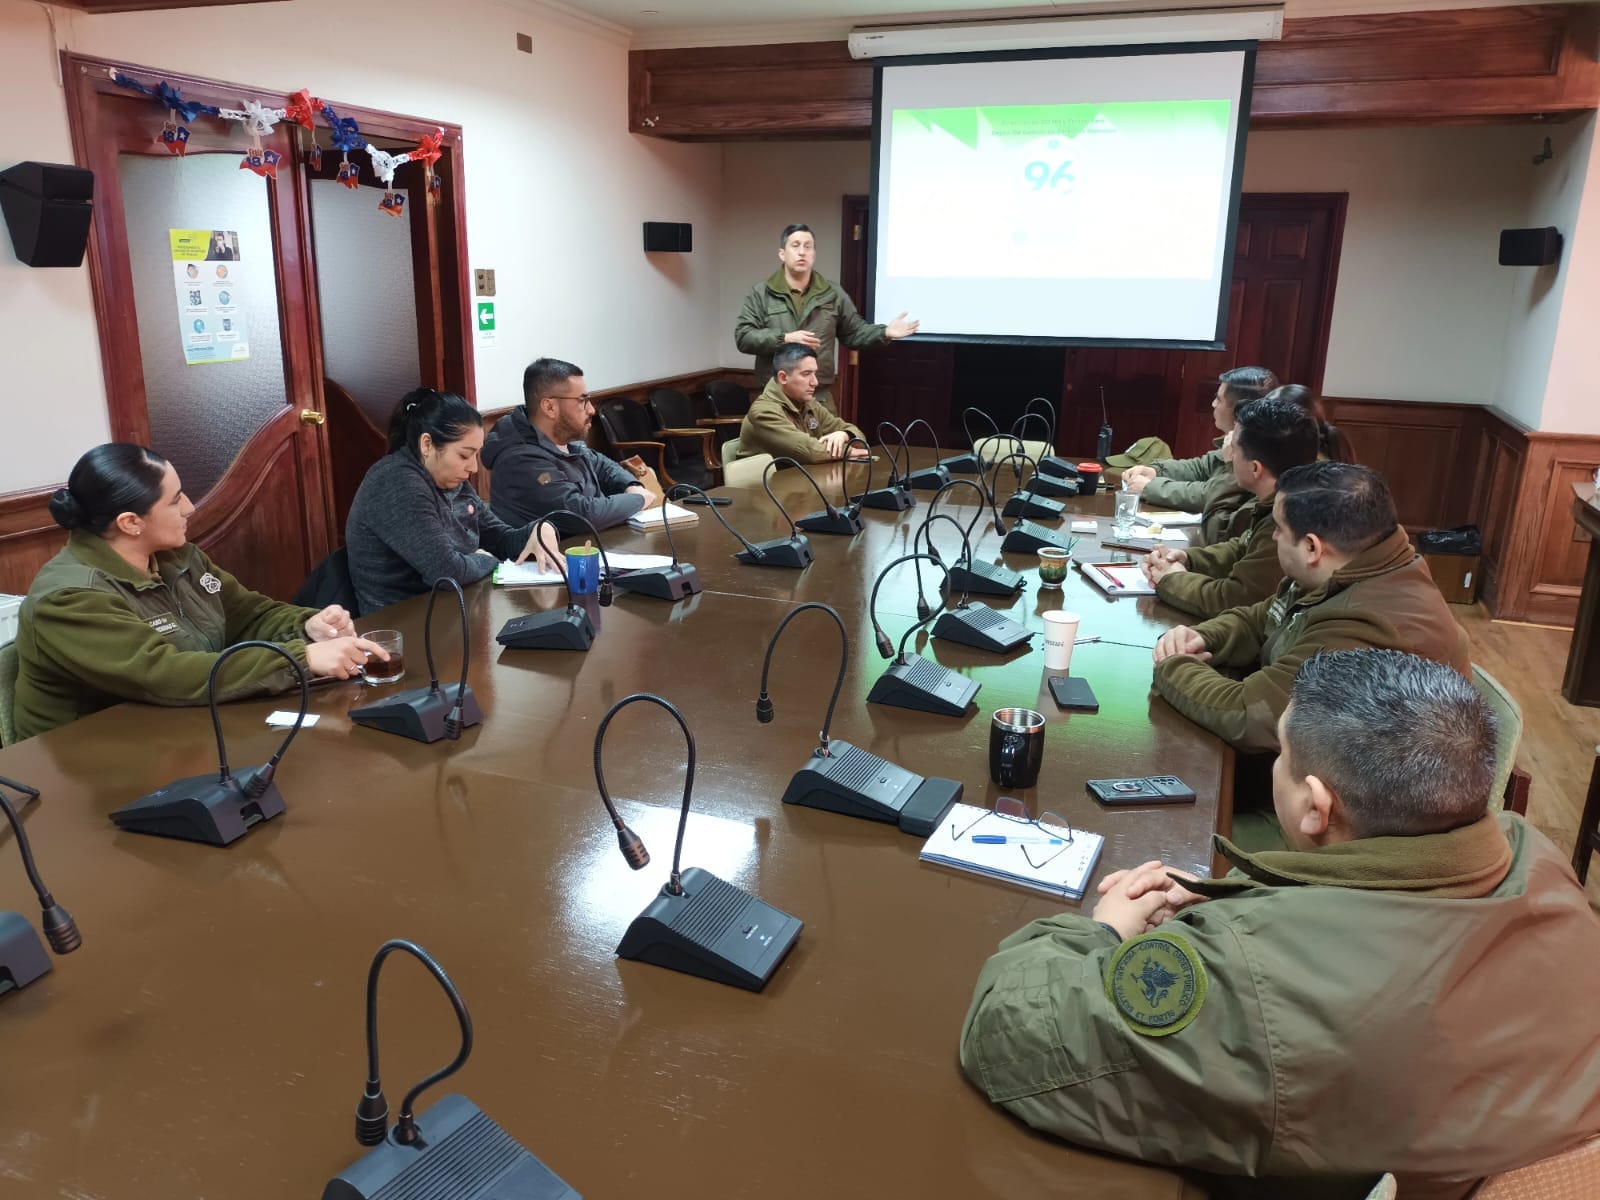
[869, 45, 1254, 347]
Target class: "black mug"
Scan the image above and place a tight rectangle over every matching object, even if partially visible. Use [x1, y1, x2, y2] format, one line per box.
[990, 708, 1046, 789]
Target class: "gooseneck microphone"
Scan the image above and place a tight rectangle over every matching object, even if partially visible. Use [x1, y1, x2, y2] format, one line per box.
[323, 939, 579, 1200]
[721, 465, 813, 568]
[1010, 410, 1077, 497]
[755, 602, 963, 835]
[769, 456, 861, 537]
[864, 554, 980, 717]
[0, 776, 80, 995]
[990, 452, 1079, 559]
[942, 407, 994, 475]
[901, 417, 953, 491]
[915, 507, 1021, 601]
[666, 482, 775, 562]
[991, 450, 1066, 521]
[112, 640, 308, 844]
[910, 511, 1035, 656]
[595, 693, 801, 991]
[352, 578, 483, 741]
[495, 510, 614, 650]
[1023, 397, 1078, 480]
[612, 491, 702, 601]
[855, 422, 914, 512]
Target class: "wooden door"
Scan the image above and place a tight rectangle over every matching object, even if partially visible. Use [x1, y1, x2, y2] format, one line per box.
[836, 194, 869, 425]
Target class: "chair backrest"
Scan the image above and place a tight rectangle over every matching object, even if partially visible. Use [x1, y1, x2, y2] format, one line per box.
[1476, 1135, 1600, 1198]
[292, 546, 361, 618]
[705, 379, 751, 417]
[975, 435, 1056, 467]
[0, 641, 19, 747]
[723, 450, 772, 488]
[1472, 664, 1523, 810]
[647, 388, 696, 430]
[597, 398, 653, 447]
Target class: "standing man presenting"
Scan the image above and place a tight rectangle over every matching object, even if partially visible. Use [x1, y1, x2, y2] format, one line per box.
[735, 223, 920, 414]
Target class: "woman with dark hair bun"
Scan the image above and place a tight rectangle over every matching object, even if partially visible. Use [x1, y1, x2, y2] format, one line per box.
[345, 387, 559, 614]
[14, 444, 387, 741]
[1255, 383, 1357, 465]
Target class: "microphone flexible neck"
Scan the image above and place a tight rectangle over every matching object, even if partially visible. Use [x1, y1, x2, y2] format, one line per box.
[961, 405, 999, 454]
[868, 552, 951, 663]
[422, 577, 472, 738]
[1012, 409, 1053, 454]
[843, 437, 873, 511]
[990, 450, 1042, 506]
[668, 484, 763, 557]
[0, 777, 80, 956]
[914, 513, 978, 607]
[923, 478, 991, 557]
[903, 417, 943, 461]
[360, 938, 473, 1147]
[534, 509, 614, 608]
[756, 602, 848, 756]
[876, 421, 912, 489]
[205, 641, 308, 786]
[594, 693, 696, 897]
[763, 457, 821, 532]
[1024, 396, 1059, 451]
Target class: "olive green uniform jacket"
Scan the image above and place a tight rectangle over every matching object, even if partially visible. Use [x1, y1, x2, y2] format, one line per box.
[1141, 440, 1250, 544]
[960, 813, 1600, 1200]
[1154, 495, 1281, 620]
[734, 268, 886, 389]
[1153, 528, 1470, 752]
[735, 376, 866, 464]
[14, 532, 314, 740]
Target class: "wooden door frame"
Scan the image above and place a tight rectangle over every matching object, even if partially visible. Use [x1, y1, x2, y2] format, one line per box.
[60, 53, 477, 554]
[838, 193, 870, 425]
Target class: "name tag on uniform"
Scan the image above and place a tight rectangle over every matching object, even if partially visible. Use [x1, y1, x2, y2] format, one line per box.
[147, 612, 180, 636]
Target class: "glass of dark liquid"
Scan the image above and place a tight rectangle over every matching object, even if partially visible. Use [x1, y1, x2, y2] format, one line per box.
[361, 629, 404, 685]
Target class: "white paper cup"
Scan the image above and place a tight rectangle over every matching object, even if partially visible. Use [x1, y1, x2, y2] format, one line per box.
[1041, 610, 1081, 672]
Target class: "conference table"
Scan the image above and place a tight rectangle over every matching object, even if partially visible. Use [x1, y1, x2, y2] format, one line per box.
[0, 452, 1227, 1200]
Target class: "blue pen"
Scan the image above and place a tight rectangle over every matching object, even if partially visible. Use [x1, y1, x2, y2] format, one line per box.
[972, 835, 1064, 845]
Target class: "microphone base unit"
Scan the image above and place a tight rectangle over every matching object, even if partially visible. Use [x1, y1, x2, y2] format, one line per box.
[780, 740, 963, 836]
[612, 563, 702, 601]
[933, 605, 1034, 655]
[496, 608, 596, 651]
[1002, 492, 1066, 521]
[944, 560, 1025, 597]
[321, 1092, 580, 1200]
[350, 683, 484, 743]
[736, 535, 813, 569]
[1002, 520, 1076, 556]
[795, 508, 864, 536]
[868, 655, 980, 717]
[938, 452, 984, 474]
[851, 487, 915, 512]
[616, 865, 801, 992]
[1022, 472, 1078, 499]
[1036, 456, 1080, 481]
[110, 768, 285, 846]
[0, 910, 51, 996]
[904, 464, 953, 492]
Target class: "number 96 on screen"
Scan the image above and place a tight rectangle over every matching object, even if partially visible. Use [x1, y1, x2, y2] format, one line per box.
[1025, 161, 1075, 191]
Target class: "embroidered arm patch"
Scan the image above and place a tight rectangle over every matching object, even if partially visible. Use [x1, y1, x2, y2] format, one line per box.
[1104, 931, 1208, 1037]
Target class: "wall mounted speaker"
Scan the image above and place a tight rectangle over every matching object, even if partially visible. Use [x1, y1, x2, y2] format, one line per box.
[0, 162, 94, 268]
[643, 221, 692, 253]
[1498, 226, 1562, 267]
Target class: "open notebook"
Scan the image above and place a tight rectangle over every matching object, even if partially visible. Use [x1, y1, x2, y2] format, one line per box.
[920, 805, 1105, 900]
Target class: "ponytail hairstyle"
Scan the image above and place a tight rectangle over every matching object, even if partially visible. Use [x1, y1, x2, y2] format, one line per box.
[1261, 384, 1356, 464]
[49, 443, 170, 537]
[386, 387, 483, 458]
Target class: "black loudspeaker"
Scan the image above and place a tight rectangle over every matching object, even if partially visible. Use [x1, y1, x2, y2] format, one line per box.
[0, 162, 93, 268]
[1499, 226, 1562, 267]
[643, 221, 692, 253]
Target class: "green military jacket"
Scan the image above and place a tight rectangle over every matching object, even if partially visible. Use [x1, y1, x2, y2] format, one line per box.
[735, 375, 866, 464]
[1154, 495, 1280, 620]
[960, 813, 1600, 1200]
[1141, 440, 1250, 544]
[1153, 527, 1471, 752]
[734, 268, 886, 388]
[14, 532, 314, 740]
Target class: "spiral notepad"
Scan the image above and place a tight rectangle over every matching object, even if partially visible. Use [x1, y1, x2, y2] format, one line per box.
[920, 805, 1104, 899]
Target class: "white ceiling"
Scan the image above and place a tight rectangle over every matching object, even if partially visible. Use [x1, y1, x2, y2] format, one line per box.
[515, 0, 1572, 49]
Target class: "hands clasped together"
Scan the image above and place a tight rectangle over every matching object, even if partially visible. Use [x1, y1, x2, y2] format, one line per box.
[1092, 860, 1206, 940]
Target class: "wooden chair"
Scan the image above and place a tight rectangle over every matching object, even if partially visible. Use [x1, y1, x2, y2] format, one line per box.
[1471, 665, 1531, 817]
[1573, 745, 1600, 884]
[1476, 1134, 1600, 1198]
[703, 379, 751, 418]
[646, 388, 722, 488]
[723, 451, 773, 489]
[597, 399, 715, 492]
[0, 641, 18, 747]
[691, 385, 743, 449]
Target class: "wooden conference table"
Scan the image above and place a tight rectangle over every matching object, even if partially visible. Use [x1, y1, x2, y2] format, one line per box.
[0, 452, 1226, 1200]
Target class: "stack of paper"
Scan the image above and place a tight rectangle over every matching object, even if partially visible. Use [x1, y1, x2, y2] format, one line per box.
[1137, 510, 1203, 527]
[493, 552, 674, 586]
[627, 502, 699, 530]
[920, 805, 1105, 899]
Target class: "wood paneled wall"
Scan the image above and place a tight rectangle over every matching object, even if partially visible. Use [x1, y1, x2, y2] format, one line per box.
[1327, 397, 1600, 626]
[631, 5, 1600, 140]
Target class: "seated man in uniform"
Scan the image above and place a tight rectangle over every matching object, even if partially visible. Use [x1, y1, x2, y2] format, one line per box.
[1150, 461, 1468, 753]
[735, 343, 870, 464]
[482, 356, 662, 534]
[960, 649, 1600, 1200]
[1141, 395, 1320, 619]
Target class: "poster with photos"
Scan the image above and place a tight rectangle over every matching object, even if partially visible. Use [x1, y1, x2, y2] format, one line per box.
[170, 228, 250, 365]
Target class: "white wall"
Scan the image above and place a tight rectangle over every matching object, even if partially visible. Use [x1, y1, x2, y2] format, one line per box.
[1529, 113, 1600, 435]
[717, 141, 872, 367]
[0, 0, 722, 491]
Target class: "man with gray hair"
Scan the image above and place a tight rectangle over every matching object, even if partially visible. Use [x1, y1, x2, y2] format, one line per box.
[960, 649, 1600, 1199]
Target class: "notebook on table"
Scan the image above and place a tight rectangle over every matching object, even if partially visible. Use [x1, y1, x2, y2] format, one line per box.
[627, 502, 699, 530]
[493, 552, 674, 586]
[1078, 560, 1157, 597]
[920, 805, 1105, 899]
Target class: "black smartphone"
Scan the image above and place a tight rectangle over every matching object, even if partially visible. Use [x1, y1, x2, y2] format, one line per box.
[1047, 675, 1099, 712]
[1087, 776, 1198, 805]
[679, 494, 732, 507]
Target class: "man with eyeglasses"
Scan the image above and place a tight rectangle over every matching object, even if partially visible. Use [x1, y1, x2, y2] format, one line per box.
[484, 357, 662, 534]
[958, 650, 1600, 1199]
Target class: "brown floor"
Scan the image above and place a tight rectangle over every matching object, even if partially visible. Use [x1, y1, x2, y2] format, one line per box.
[1455, 603, 1600, 904]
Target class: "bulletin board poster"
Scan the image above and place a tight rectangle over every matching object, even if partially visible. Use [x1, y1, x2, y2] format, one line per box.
[170, 228, 250, 365]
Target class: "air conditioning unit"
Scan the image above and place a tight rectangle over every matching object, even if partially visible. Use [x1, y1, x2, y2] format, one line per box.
[847, 5, 1284, 59]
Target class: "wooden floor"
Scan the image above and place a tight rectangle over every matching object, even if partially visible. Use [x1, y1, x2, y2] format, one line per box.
[1455, 604, 1600, 904]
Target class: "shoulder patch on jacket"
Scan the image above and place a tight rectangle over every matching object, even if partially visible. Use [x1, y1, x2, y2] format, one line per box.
[1104, 931, 1208, 1037]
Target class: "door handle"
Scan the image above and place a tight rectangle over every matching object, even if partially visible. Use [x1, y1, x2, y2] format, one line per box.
[299, 408, 326, 426]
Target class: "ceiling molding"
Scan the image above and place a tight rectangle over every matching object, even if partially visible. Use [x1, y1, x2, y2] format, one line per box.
[491, 0, 634, 46]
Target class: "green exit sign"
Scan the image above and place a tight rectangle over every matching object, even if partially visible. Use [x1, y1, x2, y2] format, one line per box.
[475, 300, 497, 344]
